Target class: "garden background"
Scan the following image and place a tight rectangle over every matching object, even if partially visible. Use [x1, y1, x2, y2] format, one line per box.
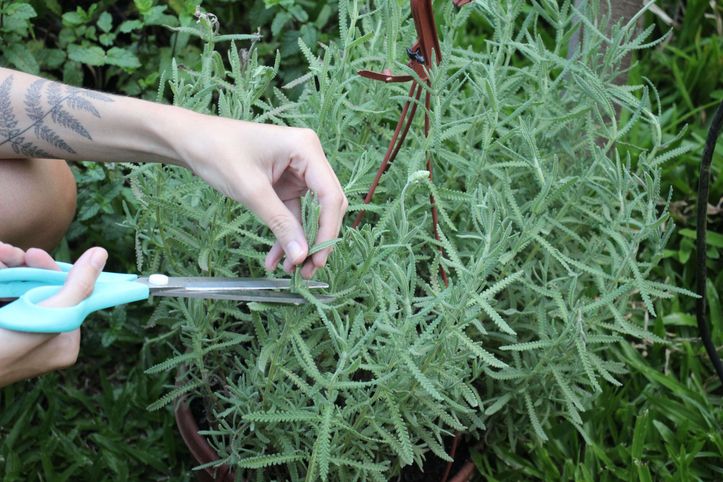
[0, 0, 721, 480]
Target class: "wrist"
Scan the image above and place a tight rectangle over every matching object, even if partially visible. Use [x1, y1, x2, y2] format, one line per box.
[160, 111, 261, 174]
[142, 103, 204, 169]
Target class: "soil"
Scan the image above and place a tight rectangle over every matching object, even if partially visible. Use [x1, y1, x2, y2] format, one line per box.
[189, 396, 210, 432]
[399, 436, 471, 482]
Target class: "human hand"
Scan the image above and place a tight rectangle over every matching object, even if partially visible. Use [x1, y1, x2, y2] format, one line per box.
[0, 69, 347, 279]
[176, 116, 348, 279]
[0, 243, 107, 388]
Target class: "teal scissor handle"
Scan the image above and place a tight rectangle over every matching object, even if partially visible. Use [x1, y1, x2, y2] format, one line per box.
[0, 262, 138, 298]
[0, 265, 149, 333]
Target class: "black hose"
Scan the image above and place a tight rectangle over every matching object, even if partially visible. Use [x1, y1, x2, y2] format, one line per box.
[695, 99, 723, 386]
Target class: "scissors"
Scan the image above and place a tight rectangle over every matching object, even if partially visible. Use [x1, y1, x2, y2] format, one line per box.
[0, 263, 333, 333]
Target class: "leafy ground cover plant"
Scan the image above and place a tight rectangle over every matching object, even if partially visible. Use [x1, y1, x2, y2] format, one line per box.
[0, 0, 340, 97]
[0, 0, 185, 95]
[129, 1, 700, 480]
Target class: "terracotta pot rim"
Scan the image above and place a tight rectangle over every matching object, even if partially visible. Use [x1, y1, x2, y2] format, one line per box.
[175, 395, 235, 482]
[174, 395, 476, 482]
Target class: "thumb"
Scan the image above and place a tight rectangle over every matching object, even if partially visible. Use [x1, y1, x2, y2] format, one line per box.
[40, 248, 108, 309]
[245, 186, 308, 267]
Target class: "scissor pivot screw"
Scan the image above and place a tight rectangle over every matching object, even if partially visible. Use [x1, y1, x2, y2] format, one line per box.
[148, 274, 170, 286]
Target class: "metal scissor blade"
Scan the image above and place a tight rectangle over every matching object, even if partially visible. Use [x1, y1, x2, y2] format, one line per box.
[150, 288, 335, 305]
[137, 277, 329, 291]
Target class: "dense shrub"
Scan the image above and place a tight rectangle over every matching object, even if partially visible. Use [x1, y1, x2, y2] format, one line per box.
[129, 1, 694, 480]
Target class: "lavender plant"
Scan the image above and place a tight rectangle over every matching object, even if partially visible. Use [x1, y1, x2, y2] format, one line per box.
[130, 1, 691, 480]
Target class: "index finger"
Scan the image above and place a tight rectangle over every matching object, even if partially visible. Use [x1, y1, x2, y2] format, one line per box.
[302, 149, 348, 268]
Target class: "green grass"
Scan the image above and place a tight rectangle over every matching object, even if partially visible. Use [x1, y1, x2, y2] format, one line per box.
[471, 335, 723, 481]
[0, 304, 193, 480]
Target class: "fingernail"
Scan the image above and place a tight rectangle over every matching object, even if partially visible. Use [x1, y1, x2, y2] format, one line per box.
[283, 259, 293, 274]
[90, 249, 108, 270]
[286, 241, 304, 262]
[318, 251, 329, 266]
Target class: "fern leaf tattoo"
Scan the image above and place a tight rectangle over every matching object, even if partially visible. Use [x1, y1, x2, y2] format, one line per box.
[47, 81, 62, 105]
[68, 87, 113, 102]
[66, 95, 101, 117]
[36, 123, 74, 153]
[14, 140, 50, 158]
[0, 74, 114, 156]
[0, 77, 19, 139]
[24, 79, 46, 122]
[52, 109, 91, 140]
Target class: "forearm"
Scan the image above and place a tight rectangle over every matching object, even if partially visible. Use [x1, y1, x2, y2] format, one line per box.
[0, 68, 348, 279]
[0, 67, 193, 166]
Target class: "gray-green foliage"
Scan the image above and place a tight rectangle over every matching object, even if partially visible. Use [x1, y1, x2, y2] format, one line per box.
[130, 1, 690, 480]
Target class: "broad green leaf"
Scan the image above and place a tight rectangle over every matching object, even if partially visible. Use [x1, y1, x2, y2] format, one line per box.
[67, 45, 106, 66]
[97, 11, 113, 33]
[62, 10, 87, 27]
[4, 43, 40, 74]
[6, 3, 36, 21]
[106, 47, 141, 69]
[118, 19, 143, 33]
